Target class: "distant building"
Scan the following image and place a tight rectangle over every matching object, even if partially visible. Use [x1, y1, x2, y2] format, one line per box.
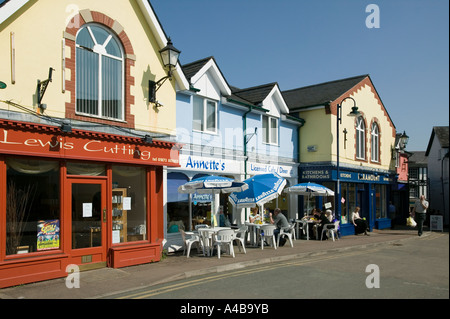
[391, 132, 410, 226]
[425, 126, 449, 226]
[408, 151, 428, 204]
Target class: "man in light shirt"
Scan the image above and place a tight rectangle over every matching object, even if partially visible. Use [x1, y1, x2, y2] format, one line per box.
[413, 195, 429, 236]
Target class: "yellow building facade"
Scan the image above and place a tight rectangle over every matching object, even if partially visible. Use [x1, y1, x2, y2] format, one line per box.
[0, 0, 187, 288]
[283, 75, 397, 235]
[0, 0, 187, 134]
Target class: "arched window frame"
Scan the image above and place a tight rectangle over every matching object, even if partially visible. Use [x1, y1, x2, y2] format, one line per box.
[64, 10, 135, 129]
[356, 116, 366, 160]
[371, 122, 380, 162]
[75, 23, 125, 121]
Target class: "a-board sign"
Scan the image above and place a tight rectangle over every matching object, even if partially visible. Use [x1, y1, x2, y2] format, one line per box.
[430, 215, 443, 232]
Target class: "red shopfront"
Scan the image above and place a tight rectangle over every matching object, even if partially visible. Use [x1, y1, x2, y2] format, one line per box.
[0, 119, 180, 288]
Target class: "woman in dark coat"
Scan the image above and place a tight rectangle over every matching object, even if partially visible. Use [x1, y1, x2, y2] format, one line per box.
[351, 207, 369, 235]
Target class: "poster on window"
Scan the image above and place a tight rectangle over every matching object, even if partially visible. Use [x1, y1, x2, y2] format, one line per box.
[37, 219, 60, 251]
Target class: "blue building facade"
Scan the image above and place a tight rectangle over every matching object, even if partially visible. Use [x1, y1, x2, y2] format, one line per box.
[164, 57, 303, 251]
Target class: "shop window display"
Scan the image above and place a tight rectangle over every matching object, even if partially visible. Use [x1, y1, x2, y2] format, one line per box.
[111, 166, 147, 243]
[375, 184, 386, 219]
[167, 173, 189, 232]
[6, 158, 60, 255]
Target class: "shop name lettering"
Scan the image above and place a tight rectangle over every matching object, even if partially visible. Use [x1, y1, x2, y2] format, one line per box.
[0, 129, 153, 161]
[302, 170, 330, 179]
[185, 156, 225, 171]
[359, 174, 380, 181]
[250, 164, 290, 175]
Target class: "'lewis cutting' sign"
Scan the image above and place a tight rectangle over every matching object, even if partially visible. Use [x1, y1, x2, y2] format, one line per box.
[0, 126, 179, 167]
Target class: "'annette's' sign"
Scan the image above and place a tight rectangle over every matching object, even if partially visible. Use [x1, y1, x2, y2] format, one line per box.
[0, 128, 179, 166]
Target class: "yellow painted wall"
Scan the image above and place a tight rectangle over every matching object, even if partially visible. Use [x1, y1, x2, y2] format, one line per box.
[299, 83, 395, 171]
[0, 0, 177, 135]
[299, 108, 333, 163]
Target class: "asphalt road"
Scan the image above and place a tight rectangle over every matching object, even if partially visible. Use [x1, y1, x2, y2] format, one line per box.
[105, 232, 448, 300]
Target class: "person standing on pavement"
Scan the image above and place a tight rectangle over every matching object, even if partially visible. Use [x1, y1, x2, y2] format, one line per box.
[388, 201, 396, 229]
[413, 195, 429, 236]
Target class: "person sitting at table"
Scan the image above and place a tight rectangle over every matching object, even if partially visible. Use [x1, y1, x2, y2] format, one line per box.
[317, 209, 333, 240]
[269, 208, 290, 246]
[249, 206, 261, 223]
[351, 206, 369, 236]
[303, 208, 321, 239]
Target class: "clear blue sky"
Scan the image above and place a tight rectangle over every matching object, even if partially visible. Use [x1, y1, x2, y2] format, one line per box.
[151, 0, 448, 151]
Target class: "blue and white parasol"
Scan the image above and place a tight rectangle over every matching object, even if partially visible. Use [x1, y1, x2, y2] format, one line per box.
[228, 173, 286, 209]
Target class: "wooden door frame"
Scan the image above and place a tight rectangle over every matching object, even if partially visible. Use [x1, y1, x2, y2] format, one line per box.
[65, 176, 108, 269]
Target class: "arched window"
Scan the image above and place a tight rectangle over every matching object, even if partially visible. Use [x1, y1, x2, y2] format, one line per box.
[76, 24, 124, 120]
[371, 122, 380, 162]
[356, 117, 366, 160]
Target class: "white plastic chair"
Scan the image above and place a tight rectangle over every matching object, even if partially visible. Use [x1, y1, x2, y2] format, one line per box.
[180, 229, 201, 258]
[234, 226, 248, 254]
[213, 229, 236, 259]
[321, 221, 340, 241]
[259, 225, 277, 250]
[197, 228, 214, 256]
[277, 224, 295, 248]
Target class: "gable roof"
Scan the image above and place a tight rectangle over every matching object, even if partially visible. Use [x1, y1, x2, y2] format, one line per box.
[408, 151, 427, 166]
[281, 75, 368, 110]
[181, 56, 231, 96]
[232, 83, 278, 105]
[181, 57, 212, 81]
[231, 83, 289, 114]
[425, 126, 449, 156]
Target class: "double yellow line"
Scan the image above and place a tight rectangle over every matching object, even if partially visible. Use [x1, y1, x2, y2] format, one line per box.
[114, 248, 380, 299]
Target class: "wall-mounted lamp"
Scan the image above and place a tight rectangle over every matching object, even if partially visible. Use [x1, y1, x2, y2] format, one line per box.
[148, 38, 181, 105]
[60, 122, 72, 133]
[37, 67, 55, 112]
[142, 135, 153, 144]
[399, 131, 409, 149]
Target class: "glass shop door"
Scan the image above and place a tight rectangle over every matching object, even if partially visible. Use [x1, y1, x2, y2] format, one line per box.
[68, 178, 108, 268]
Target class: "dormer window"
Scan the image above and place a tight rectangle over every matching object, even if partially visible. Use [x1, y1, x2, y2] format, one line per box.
[262, 115, 278, 145]
[193, 96, 217, 133]
[76, 24, 124, 121]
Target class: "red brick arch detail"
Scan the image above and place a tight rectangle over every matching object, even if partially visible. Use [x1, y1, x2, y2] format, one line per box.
[64, 11, 135, 128]
[328, 76, 396, 139]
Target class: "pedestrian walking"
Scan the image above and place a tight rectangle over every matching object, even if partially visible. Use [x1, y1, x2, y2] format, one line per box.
[413, 195, 429, 236]
[388, 201, 396, 229]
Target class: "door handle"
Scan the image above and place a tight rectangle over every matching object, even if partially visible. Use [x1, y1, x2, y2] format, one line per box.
[103, 208, 107, 222]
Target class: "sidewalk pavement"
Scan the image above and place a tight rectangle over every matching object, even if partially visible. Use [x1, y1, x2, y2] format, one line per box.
[0, 227, 436, 299]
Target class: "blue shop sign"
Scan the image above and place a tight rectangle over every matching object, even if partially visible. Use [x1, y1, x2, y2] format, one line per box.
[300, 168, 392, 184]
